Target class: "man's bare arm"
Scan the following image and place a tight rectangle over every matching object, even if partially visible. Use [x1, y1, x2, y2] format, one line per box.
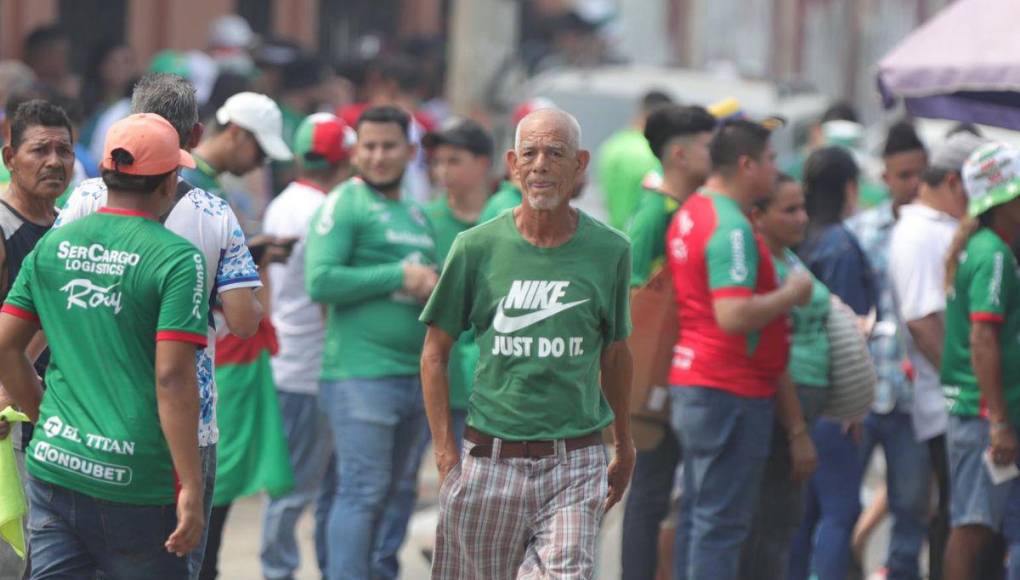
[421, 325, 458, 484]
[906, 313, 945, 370]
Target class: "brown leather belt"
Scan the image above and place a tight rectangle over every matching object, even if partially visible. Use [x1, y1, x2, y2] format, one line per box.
[465, 426, 602, 459]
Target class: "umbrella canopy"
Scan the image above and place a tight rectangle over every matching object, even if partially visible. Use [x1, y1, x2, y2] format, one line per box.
[877, 0, 1020, 130]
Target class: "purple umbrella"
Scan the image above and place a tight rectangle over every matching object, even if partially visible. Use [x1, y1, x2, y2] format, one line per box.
[877, 0, 1020, 130]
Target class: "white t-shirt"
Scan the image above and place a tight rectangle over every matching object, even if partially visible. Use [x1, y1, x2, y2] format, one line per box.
[56, 177, 262, 447]
[888, 202, 956, 441]
[263, 180, 328, 394]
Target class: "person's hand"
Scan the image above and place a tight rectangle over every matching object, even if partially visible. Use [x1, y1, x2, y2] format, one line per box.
[0, 391, 12, 440]
[990, 423, 1018, 467]
[783, 270, 814, 307]
[402, 263, 439, 302]
[605, 442, 636, 512]
[165, 484, 204, 557]
[789, 430, 818, 483]
[435, 439, 460, 488]
[265, 237, 299, 264]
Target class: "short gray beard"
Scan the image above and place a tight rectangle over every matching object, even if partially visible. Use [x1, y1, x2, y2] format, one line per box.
[526, 192, 563, 211]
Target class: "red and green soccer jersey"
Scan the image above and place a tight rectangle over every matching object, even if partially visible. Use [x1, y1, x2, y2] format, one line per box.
[2, 208, 208, 504]
[940, 227, 1020, 426]
[666, 190, 790, 397]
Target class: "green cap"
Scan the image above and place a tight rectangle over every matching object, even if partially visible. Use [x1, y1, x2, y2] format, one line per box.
[148, 50, 189, 78]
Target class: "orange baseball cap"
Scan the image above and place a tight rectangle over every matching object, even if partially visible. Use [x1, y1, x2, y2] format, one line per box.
[100, 113, 196, 176]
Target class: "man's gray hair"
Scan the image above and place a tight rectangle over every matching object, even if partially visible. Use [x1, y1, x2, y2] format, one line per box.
[514, 108, 582, 152]
[130, 73, 199, 147]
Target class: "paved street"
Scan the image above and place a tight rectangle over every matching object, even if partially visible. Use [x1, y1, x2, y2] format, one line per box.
[217, 446, 898, 579]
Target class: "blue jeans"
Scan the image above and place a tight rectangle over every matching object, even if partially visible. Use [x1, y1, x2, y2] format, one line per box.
[260, 391, 335, 580]
[187, 444, 217, 580]
[788, 418, 863, 580]
[671, 386, 775, 580]
[321, 376, 426, 580]
[374, 408, 466, 580]
[859, 410, 930, 580]
[621, 426, 681, 580]
[27, 477, 187, 579]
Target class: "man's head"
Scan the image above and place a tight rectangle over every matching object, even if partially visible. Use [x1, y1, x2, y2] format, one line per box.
[354, 105, 416, 194]
[367, 55, 422, 104]
[2, 100, 73, 202]
[920, 131, 986, 219]
[293, 113, 355, 187]
[509, 108, 588, 211]
[882, 120, 927, 206]
[100, 113, 196, 215]
[637, 89, 672, 127]
[210, 91, 293, 176]
[709, 119, 777, 202]
[22, 26, 70, 84]
[131, 73, 201, 149]
[424, 118, 493, 200]
[644, 104, 716, 183]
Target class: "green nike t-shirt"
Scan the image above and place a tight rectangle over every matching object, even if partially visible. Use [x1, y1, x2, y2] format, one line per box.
[3, 207, 208, 504]
[420, 209, 632, 440]
[941, 227, 1020, 426]
[425, 196, 480, 411]
[305, 177, 438, 380]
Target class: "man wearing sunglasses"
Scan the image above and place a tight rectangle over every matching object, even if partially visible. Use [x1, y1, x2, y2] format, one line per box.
[184, 91, 293, 201]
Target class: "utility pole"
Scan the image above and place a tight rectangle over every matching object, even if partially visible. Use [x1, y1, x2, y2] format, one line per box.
[446, 0, 520, 116]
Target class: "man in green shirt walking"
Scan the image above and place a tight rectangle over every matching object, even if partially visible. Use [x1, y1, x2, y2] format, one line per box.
[421, 108, 635, 578]
[0, 113, 208, 577]
[305, 105, 438, 580]
[598, 90, 672, 230]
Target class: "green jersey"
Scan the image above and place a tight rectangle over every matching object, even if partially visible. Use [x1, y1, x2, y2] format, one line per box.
[3, 208, 208, 504]
[306, 177, 438, 380]
[425, 196, 480, 410]
[598, 128, 660, 230]
[774, 249, 831, 388]
[479, 181, 522, 223]
[941, 228, 1020, 426]
[626, 185, 679, 287]
[421, 210, 632, 440]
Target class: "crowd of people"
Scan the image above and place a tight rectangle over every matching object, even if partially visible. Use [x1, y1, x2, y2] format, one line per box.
[0, 13, 1020, 580]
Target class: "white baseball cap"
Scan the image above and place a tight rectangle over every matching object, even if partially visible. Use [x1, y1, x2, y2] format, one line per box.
[962, 141, 1020, 217]
[216, 92, 293, 162]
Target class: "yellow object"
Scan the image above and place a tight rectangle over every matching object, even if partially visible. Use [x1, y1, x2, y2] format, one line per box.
[0, 406, 29, 559]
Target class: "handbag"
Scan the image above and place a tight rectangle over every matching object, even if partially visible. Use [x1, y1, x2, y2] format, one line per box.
[822, 295, 877, 421]
[625, 266, 678, 451]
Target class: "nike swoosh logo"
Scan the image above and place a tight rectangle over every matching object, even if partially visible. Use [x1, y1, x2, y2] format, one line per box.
[492, 299, 589, 333]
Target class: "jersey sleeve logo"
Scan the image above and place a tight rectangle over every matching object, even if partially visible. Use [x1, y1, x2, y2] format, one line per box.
[492, 280, 588, 333]
[729, 229, 749, 282]
[989, 251, 1004, 306]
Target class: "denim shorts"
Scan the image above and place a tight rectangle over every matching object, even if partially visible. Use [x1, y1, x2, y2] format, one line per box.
[947, 415, 1019, 530]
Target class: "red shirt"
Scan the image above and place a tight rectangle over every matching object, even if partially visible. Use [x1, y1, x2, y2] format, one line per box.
[666, 191, 789, 397]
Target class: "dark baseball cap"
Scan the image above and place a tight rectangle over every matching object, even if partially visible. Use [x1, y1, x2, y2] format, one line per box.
[422, 118, 494, 158]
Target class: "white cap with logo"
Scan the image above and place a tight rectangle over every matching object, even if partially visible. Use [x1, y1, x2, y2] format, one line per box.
[215, 92, 293, 162]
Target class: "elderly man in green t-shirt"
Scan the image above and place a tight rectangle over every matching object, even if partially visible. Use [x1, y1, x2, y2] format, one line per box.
[420, 108, 635, 579]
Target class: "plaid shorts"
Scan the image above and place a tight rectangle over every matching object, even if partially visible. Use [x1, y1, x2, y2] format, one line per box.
[432, 439, 608, 579]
